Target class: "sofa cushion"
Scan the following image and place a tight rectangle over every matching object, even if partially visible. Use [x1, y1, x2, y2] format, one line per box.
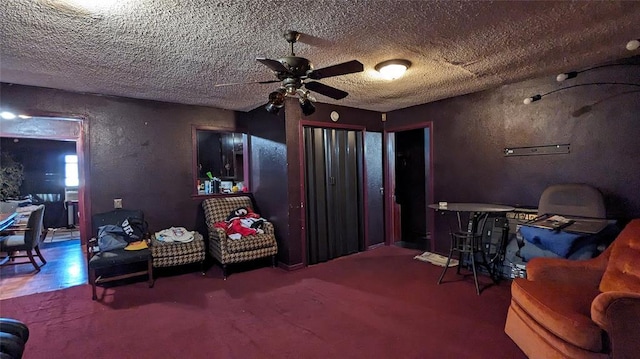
[88, 248, 151, 269]
[511, 278, 603, 352]
[151, 232, 205, 258]
[150, 232, 206, 267]
[224, 233, 276, 254]
[600, 219, 640, 293]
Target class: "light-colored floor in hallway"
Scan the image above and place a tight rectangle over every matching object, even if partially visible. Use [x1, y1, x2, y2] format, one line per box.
[0, 240, 87, 300]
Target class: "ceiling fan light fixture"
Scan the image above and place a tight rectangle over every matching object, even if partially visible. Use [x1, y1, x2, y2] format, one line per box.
[375, 59, 411, 80]
[268, 89, 286, 105]
[264, 102, 282, 114]
[265, 88, 286, 114]
[299, 98, 316, 116]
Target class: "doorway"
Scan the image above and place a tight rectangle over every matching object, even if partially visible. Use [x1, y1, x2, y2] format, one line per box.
[1, 137, 79, 237]
[384, 124, 433, 252]
[0, 115, 89, 297]
[303, 127, 364, 265]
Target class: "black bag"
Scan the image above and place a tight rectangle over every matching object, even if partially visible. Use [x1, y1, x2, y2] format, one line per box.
[121, 216, 148, 242]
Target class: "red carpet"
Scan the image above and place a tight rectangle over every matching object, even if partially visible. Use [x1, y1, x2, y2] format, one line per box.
[0, 246, 525, 358]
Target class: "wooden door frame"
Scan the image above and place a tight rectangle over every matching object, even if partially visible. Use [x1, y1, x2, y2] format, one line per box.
[298, 120, 368, 266]
[383, 121, 434, 252]
[0, 113, 91, 245]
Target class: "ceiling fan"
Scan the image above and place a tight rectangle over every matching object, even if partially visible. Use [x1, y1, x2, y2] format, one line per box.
[215, 30, 364, 115]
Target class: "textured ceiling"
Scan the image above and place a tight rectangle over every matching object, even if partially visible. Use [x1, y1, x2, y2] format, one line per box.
[1, 0, 639, 113]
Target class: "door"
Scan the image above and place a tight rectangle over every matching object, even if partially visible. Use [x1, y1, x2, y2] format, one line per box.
[304, 127, 364, 264]
[365, 132, 384, 246]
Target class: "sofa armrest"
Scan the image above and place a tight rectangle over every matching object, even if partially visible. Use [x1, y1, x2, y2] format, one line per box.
[0, 318, 29, 359]
[87, 237, 99, 257]
[207, 226, 228, 242]
[0, 318, 29, 342]
[591, 291, 640, 358]
[262, 221, 274, 235]
[526, 255, 607, 286]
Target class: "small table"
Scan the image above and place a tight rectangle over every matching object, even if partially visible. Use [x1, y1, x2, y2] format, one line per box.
[429, 202, 514, 295]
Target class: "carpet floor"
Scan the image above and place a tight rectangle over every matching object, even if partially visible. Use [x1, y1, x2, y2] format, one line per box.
[0, 245, 525, 359]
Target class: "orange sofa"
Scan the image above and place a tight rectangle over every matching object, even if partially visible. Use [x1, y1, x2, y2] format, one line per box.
[505, 219, 640, 359]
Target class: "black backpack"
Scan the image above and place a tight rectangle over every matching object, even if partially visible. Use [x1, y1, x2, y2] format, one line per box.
[121, 216, 148, 242]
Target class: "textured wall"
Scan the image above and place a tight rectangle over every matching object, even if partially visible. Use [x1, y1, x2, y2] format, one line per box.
[238, 105, 290, 264]
[0, 83, 237, 234]
[388, 61, 640, 254]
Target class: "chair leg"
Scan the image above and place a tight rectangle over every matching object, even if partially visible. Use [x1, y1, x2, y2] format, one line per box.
[438, 247, 455, 284]
[470, 252, 480, 296]
[34, 245, 46, 265]
[25, 250, 41, 271]
[147, 259, 154, 288]
[271, 255, 277, 268]
[89, 268, 97, 300]
[222, 264, 228, 280]
[200, 261, 206, 276]
[456, 250, 464, 274]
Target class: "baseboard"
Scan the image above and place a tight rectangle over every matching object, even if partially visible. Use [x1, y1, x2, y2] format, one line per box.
[368, 242, 386, 250]
[278, 262, 305, 271]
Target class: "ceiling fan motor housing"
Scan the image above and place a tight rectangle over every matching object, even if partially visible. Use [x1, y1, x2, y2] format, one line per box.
[277, 56, 313, 79]
[282, 77, 303, 95]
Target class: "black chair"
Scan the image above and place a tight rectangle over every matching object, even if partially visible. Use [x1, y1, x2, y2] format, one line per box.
[437, 212, 492, 295]
[0, 205, 47, 271]
[0, 318, 29, 359]
[87, 209, 153, 300]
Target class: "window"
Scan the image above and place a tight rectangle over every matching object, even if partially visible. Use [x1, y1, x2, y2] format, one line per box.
[64, 155, 79, 187]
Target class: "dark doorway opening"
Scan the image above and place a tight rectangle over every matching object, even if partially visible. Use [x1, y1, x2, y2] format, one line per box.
[393, 128, 430, 251]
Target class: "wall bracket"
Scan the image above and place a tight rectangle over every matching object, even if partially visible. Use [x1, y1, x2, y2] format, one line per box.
[504, 144, 570, 157]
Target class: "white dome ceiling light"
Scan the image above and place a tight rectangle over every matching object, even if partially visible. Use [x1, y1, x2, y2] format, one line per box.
[375, 59, 412, 80]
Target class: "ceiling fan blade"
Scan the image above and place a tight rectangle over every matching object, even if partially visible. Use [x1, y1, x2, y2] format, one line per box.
[256, 57, 289, 73]
[214, 79, 280, 87]
[305, 81, 349, 100]
[308, 60, 364, 80]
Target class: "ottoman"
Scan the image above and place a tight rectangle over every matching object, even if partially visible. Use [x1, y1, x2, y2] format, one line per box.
[150, 231, 206, 274]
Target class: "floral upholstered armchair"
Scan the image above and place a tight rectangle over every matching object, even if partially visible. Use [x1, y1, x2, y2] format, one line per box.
[202, 195, 278, 278]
